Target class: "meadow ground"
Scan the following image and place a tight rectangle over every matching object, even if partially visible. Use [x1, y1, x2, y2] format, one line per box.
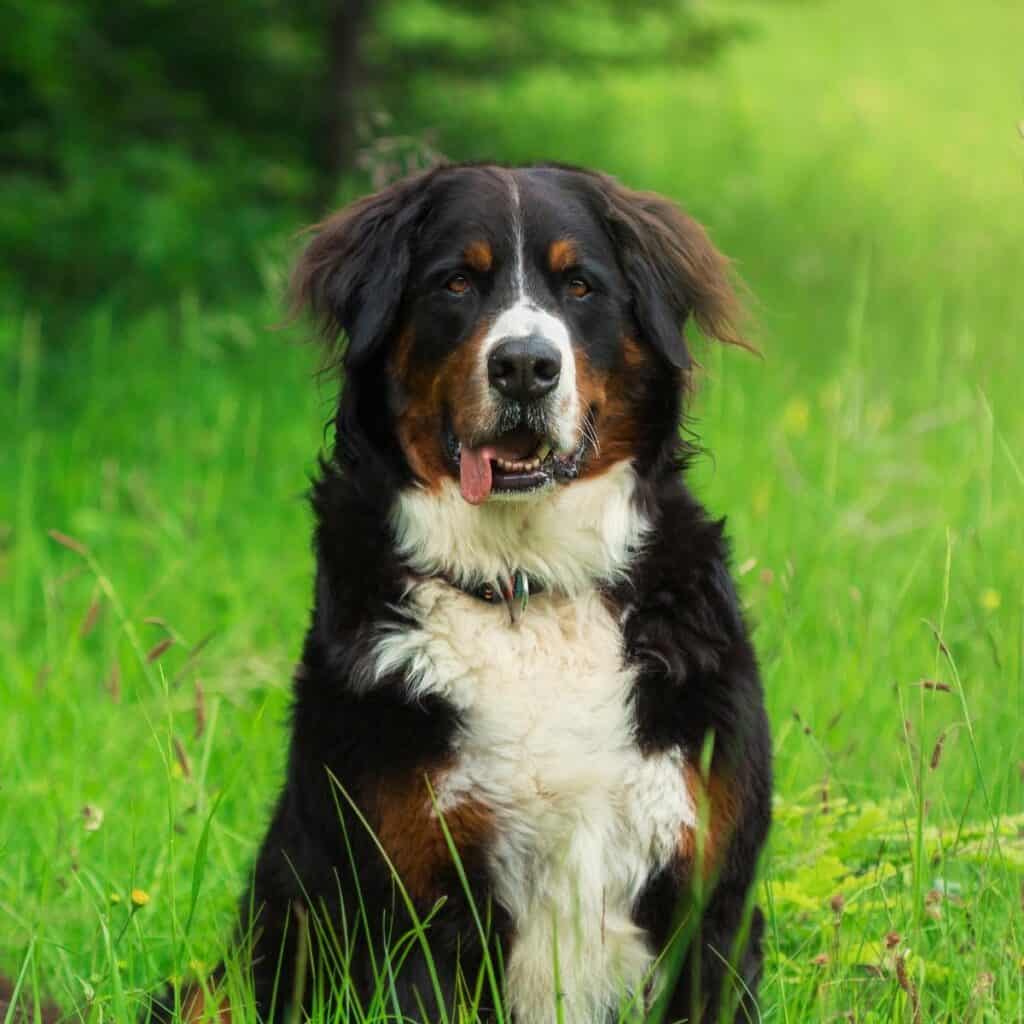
[3, 0, 1023, 1019]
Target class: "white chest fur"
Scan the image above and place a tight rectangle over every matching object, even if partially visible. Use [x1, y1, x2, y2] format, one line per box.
[373, 581, 695, 1023]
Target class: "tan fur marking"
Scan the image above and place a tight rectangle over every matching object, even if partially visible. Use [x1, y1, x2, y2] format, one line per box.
[576, 335, 653, 478]
[548, 238, 578, 273]
[621, 333, 647, 369]
[181, 987, 232, 1023]
[680, 762, 740, 879]
[464, 239, 493, 272]
[375, 768, 493, 901]
[390, 322, 491, 490]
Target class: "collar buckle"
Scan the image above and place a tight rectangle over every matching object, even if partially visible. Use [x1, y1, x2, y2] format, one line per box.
[450, 568, 540, 623]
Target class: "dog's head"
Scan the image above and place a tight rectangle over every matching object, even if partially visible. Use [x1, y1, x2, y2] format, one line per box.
[295, 163, 745, 511]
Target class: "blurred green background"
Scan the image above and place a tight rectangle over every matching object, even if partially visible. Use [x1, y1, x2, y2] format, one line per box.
[1, 0, 752, 307]
[3, 0, 1023, 1019]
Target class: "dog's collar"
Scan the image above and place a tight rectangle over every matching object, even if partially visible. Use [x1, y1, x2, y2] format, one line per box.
[431, 568, 546, 625]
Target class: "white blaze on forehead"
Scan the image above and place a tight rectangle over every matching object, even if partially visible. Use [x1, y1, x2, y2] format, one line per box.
[485, 300, 571, 354]
[475, 173, 578, 452]
[509, 171, 528, 296]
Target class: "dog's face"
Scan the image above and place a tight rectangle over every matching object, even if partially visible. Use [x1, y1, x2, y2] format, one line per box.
[295, 163, 744, 505]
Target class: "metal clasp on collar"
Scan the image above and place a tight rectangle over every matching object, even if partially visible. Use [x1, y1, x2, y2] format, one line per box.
[497, 569, 530, 625]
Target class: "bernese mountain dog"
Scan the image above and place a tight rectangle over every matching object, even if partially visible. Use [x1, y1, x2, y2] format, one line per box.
[164, 162, 772, 1024]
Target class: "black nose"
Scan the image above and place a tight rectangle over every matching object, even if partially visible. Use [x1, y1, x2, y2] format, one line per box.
[487, 335, 562, 401]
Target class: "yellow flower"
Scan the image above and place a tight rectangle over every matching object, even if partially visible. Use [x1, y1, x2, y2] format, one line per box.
[130, 888, 150, 908]
[980, 588, 1001, 612]
[752, 481, 772, 518]
[782, 398, 810, 436]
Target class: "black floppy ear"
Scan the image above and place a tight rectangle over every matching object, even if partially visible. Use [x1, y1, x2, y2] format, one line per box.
[594, 174, 747, 370]
[291, 170, 433, 369]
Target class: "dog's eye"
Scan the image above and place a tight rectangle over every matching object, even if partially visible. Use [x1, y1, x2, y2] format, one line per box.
[445, 274, 471, 295]
[567, 278, 590, 299]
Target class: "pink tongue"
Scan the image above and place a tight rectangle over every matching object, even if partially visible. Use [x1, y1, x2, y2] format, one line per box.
[459, 446, 495, 505]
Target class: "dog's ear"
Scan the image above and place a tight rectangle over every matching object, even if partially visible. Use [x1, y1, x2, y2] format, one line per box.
[593, 175, 748, 370]
[291, 170, 433, 369]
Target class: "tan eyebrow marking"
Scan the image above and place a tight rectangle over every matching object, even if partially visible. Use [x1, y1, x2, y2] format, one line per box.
[464, 240, 493, 272]
[548, 239, 578, 273]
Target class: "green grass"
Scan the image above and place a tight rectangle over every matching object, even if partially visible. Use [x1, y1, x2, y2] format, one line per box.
[3, 0, 1023, 1019]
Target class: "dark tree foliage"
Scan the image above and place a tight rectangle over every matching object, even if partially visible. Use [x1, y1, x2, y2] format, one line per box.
[0, 0, 743, 312]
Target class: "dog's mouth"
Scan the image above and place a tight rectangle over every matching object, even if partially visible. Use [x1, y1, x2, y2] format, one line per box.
[444, 417, 590, 506]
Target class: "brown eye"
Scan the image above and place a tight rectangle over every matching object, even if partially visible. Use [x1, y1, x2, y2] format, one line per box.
[445, 274, 470, 294]
[567, 277, 590, 299]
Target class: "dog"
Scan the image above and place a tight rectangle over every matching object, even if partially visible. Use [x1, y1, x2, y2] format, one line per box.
[160, 162, 772, 1024]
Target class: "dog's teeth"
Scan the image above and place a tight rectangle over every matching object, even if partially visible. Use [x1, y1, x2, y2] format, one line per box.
[494, 455, 546, 474]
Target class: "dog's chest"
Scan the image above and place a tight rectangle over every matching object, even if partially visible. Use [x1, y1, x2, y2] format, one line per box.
[380, 583, 694, 1021]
